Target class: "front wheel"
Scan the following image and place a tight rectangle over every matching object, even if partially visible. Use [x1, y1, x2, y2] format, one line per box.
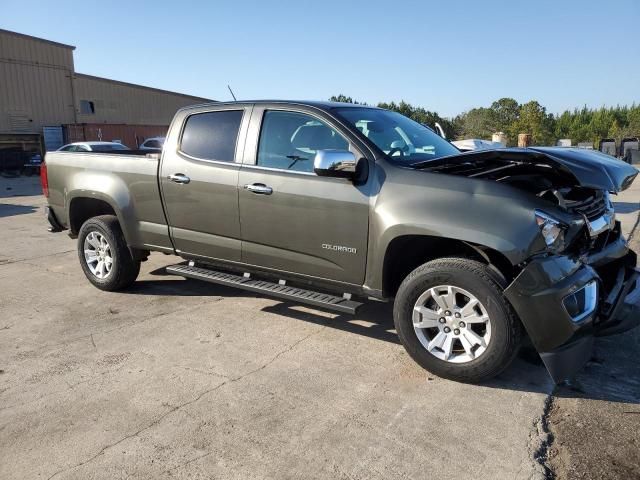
[77, 215, 140, 291]
[394, 258, 522, 383]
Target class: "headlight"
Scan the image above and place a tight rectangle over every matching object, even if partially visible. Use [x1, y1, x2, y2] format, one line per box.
[535, 210, 566, 252]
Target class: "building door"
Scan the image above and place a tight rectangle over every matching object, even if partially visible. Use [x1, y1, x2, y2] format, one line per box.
[43, 126, 64, 151]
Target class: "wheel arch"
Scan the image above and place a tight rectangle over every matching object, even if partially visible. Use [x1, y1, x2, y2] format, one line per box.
[67, 194, 130, 243]
[380, 235, 518, 298]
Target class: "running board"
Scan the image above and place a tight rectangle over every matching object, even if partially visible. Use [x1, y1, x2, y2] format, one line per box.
[165, 264, 363, 314]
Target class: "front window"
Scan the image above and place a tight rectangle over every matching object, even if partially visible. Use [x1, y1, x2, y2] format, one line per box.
[334, 107, 459, 165]
[257, 110, 349, 173]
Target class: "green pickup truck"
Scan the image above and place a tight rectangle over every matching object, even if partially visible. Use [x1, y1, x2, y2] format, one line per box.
[42, 100, 640, 383]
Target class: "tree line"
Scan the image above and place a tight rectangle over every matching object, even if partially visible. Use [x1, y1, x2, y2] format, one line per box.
[329, 94, 640, 147]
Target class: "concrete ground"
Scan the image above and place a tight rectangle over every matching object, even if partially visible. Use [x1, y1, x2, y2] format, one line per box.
[547, 179, 640, 480]
[0, 174, 637, 480]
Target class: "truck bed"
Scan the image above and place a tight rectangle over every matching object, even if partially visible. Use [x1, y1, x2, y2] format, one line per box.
[44, 151, 172, 251]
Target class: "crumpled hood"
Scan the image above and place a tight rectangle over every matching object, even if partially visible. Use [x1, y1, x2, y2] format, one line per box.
[528, 147, 637, 192]
[418, 147, 638, 193]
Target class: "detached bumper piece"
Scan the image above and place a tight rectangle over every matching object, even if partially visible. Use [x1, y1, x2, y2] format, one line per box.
[539, 335, 594, 384]
[45, 206, 64, 233]
[596, 268, 640, 337]
[166, 263, 363, 314]
[505, 251, 639, 383]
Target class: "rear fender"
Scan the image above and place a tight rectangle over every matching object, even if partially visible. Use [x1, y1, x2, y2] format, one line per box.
[66, 171, 133, 244]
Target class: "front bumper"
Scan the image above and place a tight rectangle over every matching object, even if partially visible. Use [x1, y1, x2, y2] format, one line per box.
[505, 243, 639, 383]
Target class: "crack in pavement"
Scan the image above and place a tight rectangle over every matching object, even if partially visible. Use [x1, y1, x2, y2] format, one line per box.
[162, 450, 215, 477]
[10, 301, 211, 356]
[1, 303, 236, 412]
[0, 249, 75, 267]
[45, 327, 324, 480]
[19, 260, 75, 277]
[528, 394, 555, 480]
[0, 361, 131, 413]
[173, 365, 230, 379]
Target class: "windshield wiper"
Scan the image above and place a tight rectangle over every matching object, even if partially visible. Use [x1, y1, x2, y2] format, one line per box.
[409, 158, 441, 168]
[286, 155, 308, 169]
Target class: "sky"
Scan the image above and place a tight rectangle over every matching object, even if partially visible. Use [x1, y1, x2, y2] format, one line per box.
[2, 0, 639, 118]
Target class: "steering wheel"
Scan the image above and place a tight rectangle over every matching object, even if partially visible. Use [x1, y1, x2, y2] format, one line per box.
[387, 147, 405, 158]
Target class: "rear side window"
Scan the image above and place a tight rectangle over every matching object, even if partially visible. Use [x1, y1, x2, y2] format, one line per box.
[181, 110, 243, 161]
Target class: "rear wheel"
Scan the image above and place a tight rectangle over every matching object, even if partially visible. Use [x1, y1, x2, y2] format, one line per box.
[77, 215, 140, 291]
[394, 258, 522, 383]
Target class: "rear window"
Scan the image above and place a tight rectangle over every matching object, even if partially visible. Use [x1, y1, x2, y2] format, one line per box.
[181, 110, 244, 161]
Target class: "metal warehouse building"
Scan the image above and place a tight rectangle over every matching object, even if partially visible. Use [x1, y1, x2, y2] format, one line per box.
[0, 28, 211, 170]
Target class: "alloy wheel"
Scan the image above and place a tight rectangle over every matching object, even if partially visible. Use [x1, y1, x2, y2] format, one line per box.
[412, 285, 491, 363]
[83, 231, 113, 279]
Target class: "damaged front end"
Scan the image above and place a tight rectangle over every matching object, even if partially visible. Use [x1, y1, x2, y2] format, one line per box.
[504, 246, 639, 383]
[417, 147, 640, 382]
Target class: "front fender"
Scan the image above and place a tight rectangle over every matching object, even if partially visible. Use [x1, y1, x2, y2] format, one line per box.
[364, 162, 547, 292]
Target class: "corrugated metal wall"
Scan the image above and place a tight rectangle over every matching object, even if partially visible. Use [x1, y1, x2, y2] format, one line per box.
[0, 29, 212, 166]
[0, 30, 74, 69]
[0, 30, 76, 133]
[73, 74, 206, 125]
[1, 28, 212, 138]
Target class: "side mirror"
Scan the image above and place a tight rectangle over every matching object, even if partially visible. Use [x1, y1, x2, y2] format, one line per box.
[313, 150, 359, 178]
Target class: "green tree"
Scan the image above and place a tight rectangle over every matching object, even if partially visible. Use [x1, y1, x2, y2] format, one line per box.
[627, 105, 640, 133]
[457, 107, 494, 139]
[511, 101, 555, 146]
[330, 94, 640, 148]
[329, 94, 366, 105]
[554, 110, 573, 141]
[490, 97, 520, 135]
[330, 95, 459, 138]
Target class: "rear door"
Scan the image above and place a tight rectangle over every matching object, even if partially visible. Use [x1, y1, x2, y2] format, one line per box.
[160, 105, 251, 261]
[238, 105, 370, 285]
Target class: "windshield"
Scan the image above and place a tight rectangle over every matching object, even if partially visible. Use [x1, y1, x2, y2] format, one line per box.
[333, 107, 459, 164]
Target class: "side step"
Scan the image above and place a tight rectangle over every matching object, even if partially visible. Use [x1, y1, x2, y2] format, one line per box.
[165, 263, 363, 314]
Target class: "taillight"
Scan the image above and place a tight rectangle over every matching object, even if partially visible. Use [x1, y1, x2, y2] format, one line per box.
[40, 161, 49, 198]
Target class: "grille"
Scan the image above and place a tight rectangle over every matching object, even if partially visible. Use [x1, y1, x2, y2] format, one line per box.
[566, 192, 608, 220]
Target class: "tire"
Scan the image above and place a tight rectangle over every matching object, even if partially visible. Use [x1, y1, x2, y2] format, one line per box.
[77, 215, 140, 291]
[393, 257, 522, 383]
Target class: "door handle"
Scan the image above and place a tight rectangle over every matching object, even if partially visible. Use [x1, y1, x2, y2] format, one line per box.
[244, 183, 273, 195]
[168, 173, 190, 184]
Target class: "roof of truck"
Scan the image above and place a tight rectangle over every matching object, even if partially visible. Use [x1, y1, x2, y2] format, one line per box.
[182, 100, 379, 111]
[69, 141, 125, 146]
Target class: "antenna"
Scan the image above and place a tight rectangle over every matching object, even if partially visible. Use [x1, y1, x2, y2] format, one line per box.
[227, 85, 237, 101]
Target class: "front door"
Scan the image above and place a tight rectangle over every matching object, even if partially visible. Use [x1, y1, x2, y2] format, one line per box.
[160, 107, 249, 261]
[238, 107, 370, 285]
